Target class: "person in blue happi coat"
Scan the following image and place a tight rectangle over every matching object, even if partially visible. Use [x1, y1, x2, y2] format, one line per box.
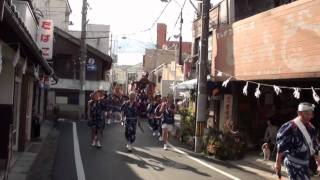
[121, 92, 140, 152]
[275, 102, 320, 180]
[147, 94, 162, 137]
[88, 90, 106, 148]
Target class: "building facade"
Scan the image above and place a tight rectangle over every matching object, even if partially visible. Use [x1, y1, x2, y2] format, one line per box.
[143, 23, 192, 97]
[68, 24, 110, 55]
[111, 65, 130, 93]
[32, 0, 72, 31]
[47, 27, 112, 120]
[192, 0, 320, 147]
[0, 0, 57, 178]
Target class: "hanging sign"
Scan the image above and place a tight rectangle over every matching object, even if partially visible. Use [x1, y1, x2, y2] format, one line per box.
[38, 19, 54, 60]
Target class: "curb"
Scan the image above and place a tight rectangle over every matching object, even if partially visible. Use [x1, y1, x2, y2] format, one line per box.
[169, 134, 289, 178]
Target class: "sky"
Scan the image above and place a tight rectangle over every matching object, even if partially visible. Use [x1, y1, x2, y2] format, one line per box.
[68, 0, 197, 65]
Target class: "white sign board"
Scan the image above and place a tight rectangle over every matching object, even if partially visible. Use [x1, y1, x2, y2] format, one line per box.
[38, 19, 54, 60]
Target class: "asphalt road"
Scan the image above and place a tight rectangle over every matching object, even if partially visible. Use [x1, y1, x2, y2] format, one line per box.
[53, 121, 278, 180]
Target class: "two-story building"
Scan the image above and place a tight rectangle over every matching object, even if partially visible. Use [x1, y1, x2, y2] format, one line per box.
[0, 0, 57, 178]
[192, 0, 320, 148]
[47, 27, 112, 120]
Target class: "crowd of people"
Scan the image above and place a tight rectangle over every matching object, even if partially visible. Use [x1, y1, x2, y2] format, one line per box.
[87, 73, 177, 152]
[86, 72, 320, 179]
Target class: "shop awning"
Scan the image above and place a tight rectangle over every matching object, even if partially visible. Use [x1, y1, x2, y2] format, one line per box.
[174, 79, 197, 90]
[174, 78, 220, 91]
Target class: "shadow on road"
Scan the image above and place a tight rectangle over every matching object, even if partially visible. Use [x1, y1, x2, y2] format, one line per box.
[117, 148, 211, 177]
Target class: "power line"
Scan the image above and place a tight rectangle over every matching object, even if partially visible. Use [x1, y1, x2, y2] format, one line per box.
[167, 0, 188, 41]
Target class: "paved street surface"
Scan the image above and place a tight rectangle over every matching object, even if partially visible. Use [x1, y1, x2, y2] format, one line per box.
[53, 121, 279, 180]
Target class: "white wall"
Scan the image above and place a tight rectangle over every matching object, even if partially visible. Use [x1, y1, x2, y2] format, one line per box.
[33, 0, 71, 31]
[161, 80, 182, 98]
[68, 24, 110, 54]
[13, 0, 38, 41]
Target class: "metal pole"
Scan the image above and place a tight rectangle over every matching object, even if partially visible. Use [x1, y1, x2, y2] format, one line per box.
[79, 0, 88, 120]
[109, 33, 113, 56]
[178, 10, 183, 65]
[195, 0, 210, 153]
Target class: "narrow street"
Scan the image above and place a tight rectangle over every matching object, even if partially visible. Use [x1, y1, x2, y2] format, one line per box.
[53, 121, 276, 180]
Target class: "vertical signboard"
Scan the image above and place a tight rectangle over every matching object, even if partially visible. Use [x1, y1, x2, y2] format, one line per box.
[38, 19, 54, 60]
[220, 94, 233, 130]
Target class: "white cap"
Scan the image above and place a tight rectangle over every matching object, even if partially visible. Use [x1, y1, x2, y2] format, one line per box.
[298, 102, 315, 112]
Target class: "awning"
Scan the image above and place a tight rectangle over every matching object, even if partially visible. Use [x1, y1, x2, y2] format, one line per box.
[174, 79, 197, 90]
[174, 78, 219, 91]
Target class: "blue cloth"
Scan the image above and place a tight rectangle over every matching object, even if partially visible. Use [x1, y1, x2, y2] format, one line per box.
[125, 120, 137, 144]
[147, 103, 160, 130]
[89, 101, 106, 129]
[153, 117, 162, 132]
[121, 101, 139, 143]
[162, 104, 175, 125]
[276, 120, 318, 180]
[108, 95, 122, 112]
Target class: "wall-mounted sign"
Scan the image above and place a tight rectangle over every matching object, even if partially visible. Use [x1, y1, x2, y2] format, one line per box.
[223, 94, 233, 123]
[38, 19, 54, 60]
[87, 58, 97, 71]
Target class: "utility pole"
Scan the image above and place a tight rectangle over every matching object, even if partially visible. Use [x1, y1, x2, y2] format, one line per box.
[173, 44, 178, 104]
[79, 0, 88, 120]
[195, 0, 210, 153]
[178, 11, 183, 65]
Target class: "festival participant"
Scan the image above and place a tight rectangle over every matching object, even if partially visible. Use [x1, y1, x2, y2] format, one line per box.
[153, 94, 163, 136]
[88, 90, 105, 148]
[147, 94, 162, 137]
[146, 97, 155, 129]
[121, 92, 140, 152]
[136, 72, 151, 91]
[275, 102, 320, 180]
[159, 94, 176, 150]
[156, 96, 166, 141]
[107, 85, 123, 124]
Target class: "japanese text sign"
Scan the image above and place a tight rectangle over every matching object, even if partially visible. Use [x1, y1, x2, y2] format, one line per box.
[38, 19, 54, 60]
[223, 94, 233, 122]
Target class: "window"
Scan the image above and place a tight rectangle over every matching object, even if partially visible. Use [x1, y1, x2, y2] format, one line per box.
[55, 90, 79, 105]
[158, 76, 162, 83]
